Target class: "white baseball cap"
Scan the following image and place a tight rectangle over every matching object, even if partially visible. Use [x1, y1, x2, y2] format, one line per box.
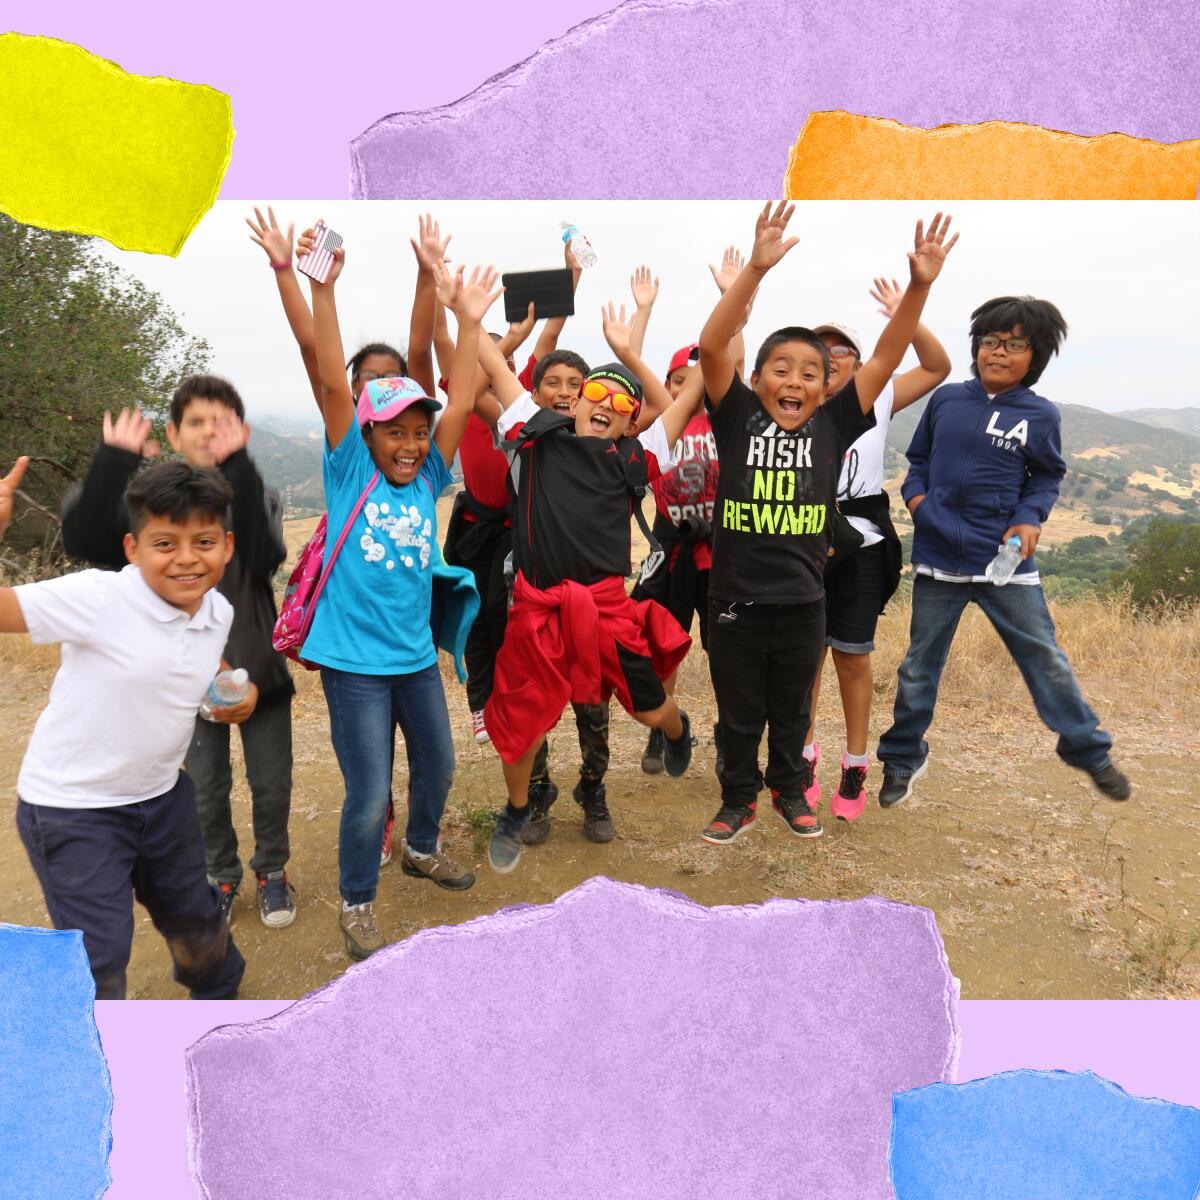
[813, 323, 863, 358]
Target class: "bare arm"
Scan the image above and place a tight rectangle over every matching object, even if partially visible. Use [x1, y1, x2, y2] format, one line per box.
[656, 365, 706, 448]
[0, 456, 29, 543]
[0, 590, 26, 634]
[497, 303, 536, 360]
[433, 299, 455, 385]
[407, 214, 451, 399]
[531, 241, 584, 361]
[867, 277, 951, 411]
[628, 266, 659, 359]
[601, 303, 672, 427]
[297, 228, 355, 448]
[476, 327, 529, 411]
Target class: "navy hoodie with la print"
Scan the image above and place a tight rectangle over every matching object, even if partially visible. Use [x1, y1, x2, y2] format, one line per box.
[900, 378, 1066, 578]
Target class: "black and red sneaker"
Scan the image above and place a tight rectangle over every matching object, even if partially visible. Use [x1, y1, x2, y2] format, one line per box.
[701, 801, 758, 845]
[771, 790, 823, 838]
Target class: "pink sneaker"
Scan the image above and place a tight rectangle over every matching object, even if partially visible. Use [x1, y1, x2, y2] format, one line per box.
[380, 798, 396, 866]
[471, 710, 490, 745]
[831, 757, 870, 822]
[802, 743, 821, 813]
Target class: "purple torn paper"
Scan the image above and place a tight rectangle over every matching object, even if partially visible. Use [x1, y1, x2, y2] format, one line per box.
[350, 0, 1200, 199]
[187, 877, 958, 1200]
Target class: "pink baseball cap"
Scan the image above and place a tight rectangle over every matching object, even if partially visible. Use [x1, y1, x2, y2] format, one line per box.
[356, 376, 441, 426]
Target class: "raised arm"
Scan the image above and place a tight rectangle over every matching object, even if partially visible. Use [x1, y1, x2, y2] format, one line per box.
[408, 213, 451, 399]
[601, 303, 672, 426]
[433, 299, 456, 386]
[297, 228, 355, 448]
[700, 203, 798, 406]
[531, 240, 584, 362]
[497, 302, 536, 361]
[475, 324, 530, 412]
[867, 276, 952, 411]
[246, 207, 323, 408]
[432, 263, 503, 463]
[628, 265, 659, 359]
[709, 245, 751, 382]
[0, 457, 30, 631]
[852, 214, 958, 414]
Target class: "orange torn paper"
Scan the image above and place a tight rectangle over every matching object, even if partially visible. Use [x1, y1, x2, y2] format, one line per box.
[0, 33, 233, 255]
[785, 112, 1200, 199]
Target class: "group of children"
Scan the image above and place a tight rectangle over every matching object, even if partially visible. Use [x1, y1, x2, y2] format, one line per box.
[0, 204, 1131, 993]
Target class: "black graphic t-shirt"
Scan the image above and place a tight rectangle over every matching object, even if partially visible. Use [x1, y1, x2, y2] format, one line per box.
[707, 374, 875, 604]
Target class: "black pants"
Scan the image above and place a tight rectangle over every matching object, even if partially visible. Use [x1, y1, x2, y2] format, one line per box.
[452, 525, 512, 713]
[706, 599, 825, 807]
[186, 693, 293, 888]
[530, 702, 611, 791]
[17, 773, 245, 1000]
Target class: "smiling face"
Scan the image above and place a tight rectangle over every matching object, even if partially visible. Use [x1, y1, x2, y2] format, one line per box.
[365, 405, 433, 485]
[535, 364, 584, 415]
[976, 325, 1034, 395]
[123, 512, 233, 616]
[752, 340, 828, 430]
[166, 397, 239, 469]
[666, 365, 692, 399]
[819, 332, 860, 399]
[575, 379, 637, 440]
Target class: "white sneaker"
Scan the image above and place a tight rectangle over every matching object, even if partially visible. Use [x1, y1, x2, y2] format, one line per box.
[471, 710, 490, 744]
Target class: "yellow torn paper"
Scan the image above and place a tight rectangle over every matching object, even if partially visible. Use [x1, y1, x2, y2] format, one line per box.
[785, 112, 1200, 199]
[0, 33, 233, 256]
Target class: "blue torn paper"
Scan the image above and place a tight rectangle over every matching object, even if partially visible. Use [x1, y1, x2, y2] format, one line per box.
[0, 925, 112, 1200]
[890, 1068, 1200, 1200]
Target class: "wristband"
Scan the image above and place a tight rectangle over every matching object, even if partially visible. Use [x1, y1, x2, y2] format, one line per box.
[270, 260, 291, 271]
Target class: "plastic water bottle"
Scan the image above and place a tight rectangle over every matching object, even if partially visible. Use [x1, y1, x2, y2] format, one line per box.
[560, 221, 597, 268]
[199, 668, 250, 721]
[985, 535, 1024, 586]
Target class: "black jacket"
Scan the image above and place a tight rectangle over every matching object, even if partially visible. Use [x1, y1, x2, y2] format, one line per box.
[60, 444, 295, 701]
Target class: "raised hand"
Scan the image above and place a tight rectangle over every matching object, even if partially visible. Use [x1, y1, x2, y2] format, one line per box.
[630, 265, 659, 310]
[601, 301, 634, 358]
[208, 411, 251, 464]
[0, 456, 30, 540]
[907, 213, 959, 288]
[410, 212, 451, 274]
[749, 201, 798, 273]
[869, 276, 904, 318]
[297, 222, 344, 286]
[438, 264, 502, 324]
[709, 245, 746, 294]
[103, 408, 160, 458]
[245, 206, 294, 267]
[507, 302, 536, 343]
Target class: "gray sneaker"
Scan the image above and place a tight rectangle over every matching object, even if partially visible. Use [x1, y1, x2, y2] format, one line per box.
[339, 902, 385, 961]
[489, 808, 527, 874]
[400, 842, 476, 891]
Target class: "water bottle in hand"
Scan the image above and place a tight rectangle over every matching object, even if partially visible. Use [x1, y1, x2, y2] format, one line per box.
[985, 535, 1024, 586]
[560, 222, 597, 268]
[199, 668, 250, 721]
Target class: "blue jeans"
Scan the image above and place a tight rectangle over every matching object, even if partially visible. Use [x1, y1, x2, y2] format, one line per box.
[878, 575, 1112, 778]
[321, 664, 456, 904]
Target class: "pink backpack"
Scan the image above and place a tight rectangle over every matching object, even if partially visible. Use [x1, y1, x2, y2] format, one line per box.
[272, 473, 378, 669]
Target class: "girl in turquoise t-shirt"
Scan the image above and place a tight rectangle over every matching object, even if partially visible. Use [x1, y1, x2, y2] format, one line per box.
[298, 226, 501, 961]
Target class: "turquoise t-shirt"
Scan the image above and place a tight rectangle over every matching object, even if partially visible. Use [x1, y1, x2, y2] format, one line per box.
[301, 424, 452, 675]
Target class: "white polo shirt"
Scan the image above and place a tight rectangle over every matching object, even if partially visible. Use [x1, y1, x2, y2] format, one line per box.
[15, 565, 233, 809]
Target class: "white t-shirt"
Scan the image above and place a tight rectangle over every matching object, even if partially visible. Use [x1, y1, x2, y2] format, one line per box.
[837, 379, 895, 548]
[15, 565, 233, 808]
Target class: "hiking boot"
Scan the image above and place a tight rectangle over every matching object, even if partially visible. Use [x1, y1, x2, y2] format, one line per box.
[521, 780, 559, 845]
[489, 807, 528, 874]
[1087, 760, 1132, 801]
[380, 797, 396, 866]
[471, 709, 490, 745]
[772, 790, 823, 838]
[400, 842, 476, 891]
[878, 759, 928, 809]
[256, 871, 296, 928]
[340, 902, 384, 961]
[830, 757, 870, 823]
[663, 711, 693, 777]
[641, 727, 665, 775]
[701, 801, 758, 845]
[713, 723, 725, 781]
[214, 881, 238, 926]
[574, 779, 615, 843]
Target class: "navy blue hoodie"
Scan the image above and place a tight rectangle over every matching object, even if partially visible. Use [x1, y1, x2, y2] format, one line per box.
[901, 378, 1065, 578]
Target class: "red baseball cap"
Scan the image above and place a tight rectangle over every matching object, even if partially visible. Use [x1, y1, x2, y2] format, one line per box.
[666, 343, 700, 379]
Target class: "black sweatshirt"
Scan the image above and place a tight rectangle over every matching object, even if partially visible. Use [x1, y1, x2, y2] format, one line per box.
[60, 444, 295, 702]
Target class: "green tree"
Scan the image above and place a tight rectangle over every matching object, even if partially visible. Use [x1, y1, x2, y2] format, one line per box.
[0, 216, 209, 560]
[1104, 518, 1200, 608]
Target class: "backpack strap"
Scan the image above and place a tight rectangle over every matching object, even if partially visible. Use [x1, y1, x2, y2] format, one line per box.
[301, 471, 379, 638]
[618, 438, 666, 584]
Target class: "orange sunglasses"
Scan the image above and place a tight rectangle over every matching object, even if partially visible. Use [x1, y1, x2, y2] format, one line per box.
[581, 378, 640, 416]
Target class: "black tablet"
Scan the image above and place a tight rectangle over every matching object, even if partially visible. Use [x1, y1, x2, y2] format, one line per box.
[501, 268, 575, 323]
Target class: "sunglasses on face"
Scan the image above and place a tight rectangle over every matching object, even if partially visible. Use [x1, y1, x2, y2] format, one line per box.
[979, 336, 1031, 353]
[581, 379, 640, 416]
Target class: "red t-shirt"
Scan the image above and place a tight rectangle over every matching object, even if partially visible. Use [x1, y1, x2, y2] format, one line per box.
[650, 409, 719, 570]
[458, 413, 511, 514]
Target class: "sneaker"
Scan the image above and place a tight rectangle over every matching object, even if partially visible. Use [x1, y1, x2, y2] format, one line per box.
[801, 747, 822, 813]
[641, 728, 665, 775]
[339, 902, 384, 961]
[1087, 760, 1132, 801]
[663, 711, 693, 777]
[471, 709, 490, 745]
[215, 881, 238, 926]
[574, 780, 615, 843]
[713, 723, 725, 781]
[772, 790, 823, 838]
[380, 797, 396, 866]
[701, 801, 758, 845]
[521, 780, 559, 846]
[488, 808, 528, 874]
[400, 841, 477, 890]
[830, 757, 870, 823]
[256, 870, 297, 928]
[878, 758, 928, 808]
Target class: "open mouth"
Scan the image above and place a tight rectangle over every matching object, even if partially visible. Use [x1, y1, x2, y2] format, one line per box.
[168, 573, 205, 585]
[393, 456, 418, 473]
[778, 397, 804, 415]
[588, 410, 612, 433]
[553, 400, 574, 412]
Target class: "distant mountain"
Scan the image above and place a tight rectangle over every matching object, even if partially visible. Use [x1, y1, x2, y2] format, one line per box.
[1113, 407, 1200, 439]
[244, 426, 323, 515]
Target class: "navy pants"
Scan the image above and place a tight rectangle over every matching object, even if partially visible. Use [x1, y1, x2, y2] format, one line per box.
[17, 773, 245, 1001]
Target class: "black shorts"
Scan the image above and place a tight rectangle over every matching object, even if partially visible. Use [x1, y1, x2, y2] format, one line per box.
[824, 541, 888, 654]
[661, 567, 711, 652]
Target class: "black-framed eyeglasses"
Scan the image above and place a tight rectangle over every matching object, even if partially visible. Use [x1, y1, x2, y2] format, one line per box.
[979, 336, 1031, 353]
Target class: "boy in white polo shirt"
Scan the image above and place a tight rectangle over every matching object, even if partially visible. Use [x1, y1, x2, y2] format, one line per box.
[0, 461, 248, 1000]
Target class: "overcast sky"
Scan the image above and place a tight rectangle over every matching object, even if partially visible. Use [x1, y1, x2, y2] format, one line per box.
[98, 201, 1199, 424]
